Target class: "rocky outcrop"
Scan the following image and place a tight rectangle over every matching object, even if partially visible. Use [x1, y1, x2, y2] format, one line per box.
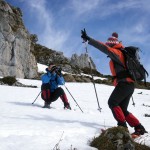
[34, 43, 97, 72]
[70, 53, 96, 69]
[0, 0, 38, 78]
[33, 44, 75, 73]
[33, 44, 97, 74]
[33, 44, 70, 66]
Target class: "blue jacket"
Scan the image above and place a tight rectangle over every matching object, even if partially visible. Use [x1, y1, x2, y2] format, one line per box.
[41, 68, 65, 92]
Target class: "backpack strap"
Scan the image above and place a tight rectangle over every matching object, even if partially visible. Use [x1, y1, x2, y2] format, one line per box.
[141, 65, 149, 86]
[111, 58, 131, 80]
[143, 66, 149, 77]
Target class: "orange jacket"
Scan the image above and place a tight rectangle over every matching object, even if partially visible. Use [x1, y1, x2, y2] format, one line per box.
[88, 38, 134, 86]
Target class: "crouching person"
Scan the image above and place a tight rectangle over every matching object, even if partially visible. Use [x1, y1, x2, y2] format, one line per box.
[41, 63, 71, 110]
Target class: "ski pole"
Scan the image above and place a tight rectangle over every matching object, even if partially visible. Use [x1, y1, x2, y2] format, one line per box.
[131, 96, 135, 107]
[32, 91, 42, 104]
[64, 85, 84, 113]
[84, 40, 102, 112]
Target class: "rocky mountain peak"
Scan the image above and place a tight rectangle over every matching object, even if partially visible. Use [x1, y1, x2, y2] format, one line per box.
[70, 53, 96, 70]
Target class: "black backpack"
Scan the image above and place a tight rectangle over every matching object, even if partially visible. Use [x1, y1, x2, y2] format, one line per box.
[122, 46, 149, 84]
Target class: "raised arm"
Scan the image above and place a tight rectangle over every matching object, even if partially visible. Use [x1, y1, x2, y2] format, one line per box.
[81, 29, 125, 66]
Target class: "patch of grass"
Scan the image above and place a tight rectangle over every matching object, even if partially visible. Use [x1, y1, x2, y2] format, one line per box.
[90, 127, 150, 150]
[91, 134, 116, 150]
[1, 76, 17, 85]
[135, 143, 150, 150]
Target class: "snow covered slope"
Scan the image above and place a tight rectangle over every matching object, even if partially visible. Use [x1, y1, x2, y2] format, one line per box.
[0, 79, 150, 150]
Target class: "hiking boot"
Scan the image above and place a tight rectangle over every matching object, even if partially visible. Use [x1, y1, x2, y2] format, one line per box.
[64, 102, 71, 110]
[42, 105, 50, 109]
[132, 124, 148, 136]
[118, 121, 128, 128]
[42, 102, 50, 109]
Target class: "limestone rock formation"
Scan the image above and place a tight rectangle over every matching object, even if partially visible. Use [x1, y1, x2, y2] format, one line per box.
[33, 44, 97, 74]
[71, 53, 96, 70]
[0, 0, 38, 78]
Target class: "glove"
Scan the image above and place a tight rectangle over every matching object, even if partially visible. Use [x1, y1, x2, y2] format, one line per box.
[55, 67, 62, 76]
[81, 28, 90, 42]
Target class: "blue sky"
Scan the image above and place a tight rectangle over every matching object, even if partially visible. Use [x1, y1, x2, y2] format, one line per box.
[6, 0, 150, 81]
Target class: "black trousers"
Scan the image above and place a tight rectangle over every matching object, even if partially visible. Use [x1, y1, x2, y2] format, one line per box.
[108, 82, 134, 120]
[48, 87, 65, 103]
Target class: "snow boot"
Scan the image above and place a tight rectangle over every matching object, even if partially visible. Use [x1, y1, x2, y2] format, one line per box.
[118, 121, 128, 128]
[64, 102, 71, 110]
[42, 102, 51, 109]
[132, 124, 148, 136]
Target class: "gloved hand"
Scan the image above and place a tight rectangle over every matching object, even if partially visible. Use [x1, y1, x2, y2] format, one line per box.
[81, 28, 90, 42]
[55, 67, 62, 76]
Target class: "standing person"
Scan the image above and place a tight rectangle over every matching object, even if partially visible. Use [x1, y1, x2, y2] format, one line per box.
[41, 63, 71, 110]
[81, 29, 147, 136]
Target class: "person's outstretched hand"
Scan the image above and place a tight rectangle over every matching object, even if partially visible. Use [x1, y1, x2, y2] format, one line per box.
[81, 28, 90, 42]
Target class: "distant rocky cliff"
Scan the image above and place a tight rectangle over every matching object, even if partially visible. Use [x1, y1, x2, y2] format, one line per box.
[33, 44, 96, 74]
[0, 0, 38, 78]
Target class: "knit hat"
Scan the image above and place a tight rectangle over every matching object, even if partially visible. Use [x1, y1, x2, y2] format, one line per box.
[105, 32, 119, 47]
[48, 62, 54, 66]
